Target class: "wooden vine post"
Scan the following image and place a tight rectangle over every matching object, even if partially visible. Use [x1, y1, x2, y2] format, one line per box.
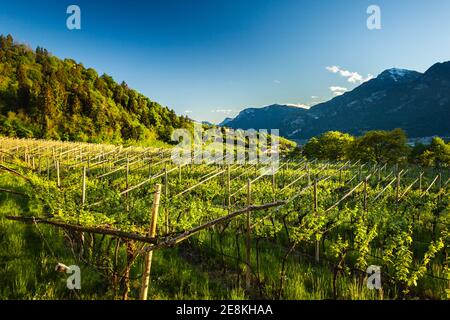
[419, 172, 423, 193]
[82, 166, 87, 206]
[126, 158, 130, 212]
[363, 176, 368, 212]
[87, 154, 91, 176]
[313, 176, 318, 211]
[314, 176, 319, 263]
[51, 147, 55, 167]
[139, 184, 162, 300]
[245, 178, 252, 291]
[227, 164, 231, 210]
[395, 170, 401, 202]
[164, 165, 169, 234]
[56, 160, 61, 187]
[272, 166, 276, 202]
[46, 157, 50, 179]
[164, 165, 168, 196]
[307, 164, 311, 185]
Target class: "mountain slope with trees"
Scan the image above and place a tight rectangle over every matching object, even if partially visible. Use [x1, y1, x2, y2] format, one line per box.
[222, 63, 450, 141]
[0, 35, 191, 145]
[218, 104, 309, 137]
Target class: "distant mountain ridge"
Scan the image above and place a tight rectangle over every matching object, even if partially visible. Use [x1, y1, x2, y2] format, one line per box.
[221, 62, 450, 141]
[219, 104, 308, 136]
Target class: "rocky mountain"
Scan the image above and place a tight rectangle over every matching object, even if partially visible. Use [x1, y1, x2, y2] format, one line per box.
[219, 104, 309, 137]
[218, 117, 233, 127]
[221, 62, 450, 141]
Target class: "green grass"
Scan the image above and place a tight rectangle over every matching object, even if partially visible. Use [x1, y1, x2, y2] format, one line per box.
[1, 157, 448, 300]
[0, 173, 247, 299]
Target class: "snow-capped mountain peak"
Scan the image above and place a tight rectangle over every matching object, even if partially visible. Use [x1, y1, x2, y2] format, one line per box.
[378, 68, 421, 82]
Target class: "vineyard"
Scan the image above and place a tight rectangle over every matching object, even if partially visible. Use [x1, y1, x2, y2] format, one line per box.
[0, 136, 449, 300]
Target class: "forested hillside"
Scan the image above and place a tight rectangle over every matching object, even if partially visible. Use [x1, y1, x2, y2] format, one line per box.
[0, 34, 191, 145]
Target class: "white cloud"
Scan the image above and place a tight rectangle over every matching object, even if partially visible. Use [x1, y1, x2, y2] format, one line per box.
[326, 66, 373, 84]
[212, 109, 235, 114]
[329, 86, 348, 96]
[311, 96, 319, 99]
[184, 110, 193, 114]
[273, 80, 281, 84]
[326, 66, 340, 73]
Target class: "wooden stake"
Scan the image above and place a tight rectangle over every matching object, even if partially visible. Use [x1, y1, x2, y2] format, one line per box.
[315, 240, 320, 263]
[272, 166, 276, 202]
[227, 164, 231, 210]
[164, 165, 168, 197]
[82, 166, 86, 206]
[126, 158, 130, 212]
[246, 178, 252, 291]
[313, 177, 318, 211]
[165, 208, 169, 235]
[139, 184, 162, 300]
[307, 164, 311, 185]
[56, 160, 61, 187]
[419, 172, 423, 193]
[396, 170, 401, 202]
[363, 176, 368, 212]
[164, 165, 169, 234]
[88, 155, 91, 176]
[314, 176, 319, 263]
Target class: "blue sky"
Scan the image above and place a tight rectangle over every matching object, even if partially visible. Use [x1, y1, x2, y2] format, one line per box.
[1, 0, 450, 123]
